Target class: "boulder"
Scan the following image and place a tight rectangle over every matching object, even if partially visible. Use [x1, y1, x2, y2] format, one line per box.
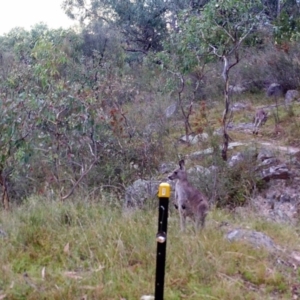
[226, 229, 278, 252]
[285, 89, 299, 106]
[179, 132, 209, 144]
[257, 148, 275, 161]
[267, 83, 283, 98]
[158, 162, 177, 175]
[229, 84, 247, 94]
[261, 163, 291, 181]
[124, 179, 160, 208]
[228, 152, 245, 167]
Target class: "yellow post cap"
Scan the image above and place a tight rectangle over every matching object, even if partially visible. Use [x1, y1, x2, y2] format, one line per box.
[158, 182, 171, 198]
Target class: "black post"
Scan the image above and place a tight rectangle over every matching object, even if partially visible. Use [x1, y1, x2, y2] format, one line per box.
[155, 183, 170, 300]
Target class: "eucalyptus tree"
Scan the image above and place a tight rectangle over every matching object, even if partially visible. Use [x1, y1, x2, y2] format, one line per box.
[263, 0, 300, 20]
[272, 0, 300, 42]
[160, 0, 265, 160]
[202, 0, 265, 160]
[62, 0, 209, 57]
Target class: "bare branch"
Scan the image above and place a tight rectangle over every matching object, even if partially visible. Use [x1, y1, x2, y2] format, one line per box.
[61, 158, 98, 201]
[88, 143, 95, 158]
[209, 44, 222, 58]
[213, 20, 235, 41]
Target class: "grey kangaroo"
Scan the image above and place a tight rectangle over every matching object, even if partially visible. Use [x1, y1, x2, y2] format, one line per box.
[253, 109, 268, 135]
[168, 160, 209, 231]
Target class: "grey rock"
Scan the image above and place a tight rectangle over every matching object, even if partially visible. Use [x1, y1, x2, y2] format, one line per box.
[280, 194, 291, 203]
[231, 102, 249, 111]
[165, 103, 177, 118]
[229, 85, 247, 94]
[259, 142, 300, 155]
[267, 83, 283, 98]
[187, 165, 211, 177]
[269, 208, 292, 224]
[189, 148, 214, 159]
[261, 163, 291, 181]
[257, 148, 275, 162]
[285, 89, 299, 106]
[158, 162, 177, 175]
[226, 229, 278, 252]
[268, 191, 281, 201]
[258, 157, 279, 167]
[179, 133, 209, 145]
[228, 152, 244, 167]
[227, 122, 255, 131]
[0, 229, 7, 238]
[189, 142, 247, 159]
[124, 179, 160, 208]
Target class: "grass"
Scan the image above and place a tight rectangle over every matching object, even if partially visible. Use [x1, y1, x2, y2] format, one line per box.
[0, 197, 299, 299]
[1, 94, 300, 300]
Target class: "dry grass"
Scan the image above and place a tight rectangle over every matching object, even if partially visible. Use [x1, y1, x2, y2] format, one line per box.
[0, 198, 299, 299]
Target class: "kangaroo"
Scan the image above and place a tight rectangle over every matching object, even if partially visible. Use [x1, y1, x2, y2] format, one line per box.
[168, 160, 209, 231]
[253, 109, 268, 135]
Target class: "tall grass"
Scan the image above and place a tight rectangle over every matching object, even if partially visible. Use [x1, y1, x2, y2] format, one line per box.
[0, 197, 298, 299]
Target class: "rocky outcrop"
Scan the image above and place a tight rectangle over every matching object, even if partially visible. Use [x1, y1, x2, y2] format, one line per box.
[261, 164, 291, 181]
[124, 126, 300, 228]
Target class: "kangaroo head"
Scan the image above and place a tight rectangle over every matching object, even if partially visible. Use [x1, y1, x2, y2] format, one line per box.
[263, 111, 268, 121]
[256, 109, 268, 119]
[168, 159, 187, 181]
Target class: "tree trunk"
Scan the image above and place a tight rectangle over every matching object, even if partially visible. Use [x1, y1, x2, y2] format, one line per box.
[221, 56, 231, 161]
[0, 174, 10, 210]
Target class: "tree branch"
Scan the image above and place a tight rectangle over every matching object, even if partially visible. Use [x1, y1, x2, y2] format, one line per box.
[61, 158, 98, 201]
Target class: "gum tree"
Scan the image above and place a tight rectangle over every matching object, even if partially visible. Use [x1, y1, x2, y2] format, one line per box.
[204, 0, 265, 160]
[62, 0, 210, 56]
[163, 0, 265, 160]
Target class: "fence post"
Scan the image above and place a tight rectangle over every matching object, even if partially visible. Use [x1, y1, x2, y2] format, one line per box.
[155, 182, 171, 300]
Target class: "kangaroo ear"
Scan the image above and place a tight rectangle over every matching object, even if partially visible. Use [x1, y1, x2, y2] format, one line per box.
[179, 159, 185, 169]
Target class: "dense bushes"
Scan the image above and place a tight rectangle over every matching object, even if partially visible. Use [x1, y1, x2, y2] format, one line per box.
[1, 19, 300, 208]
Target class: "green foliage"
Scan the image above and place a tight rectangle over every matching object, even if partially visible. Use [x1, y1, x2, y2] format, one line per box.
[63, 0, 169, 53]
[188, 144, 265, 209]
[160, 0, 264, 75]
[217, 162, 261, 208]
[274, 11, 300, 43]
[1, 4, 300, 295]
[0, 22, 172, 202]
[1, 0, 300, 207]
[0, 95, 34, 201]
[199, 0, 263, 46]
[31, 38, 69, 90]
[62, 0, 210, 56]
